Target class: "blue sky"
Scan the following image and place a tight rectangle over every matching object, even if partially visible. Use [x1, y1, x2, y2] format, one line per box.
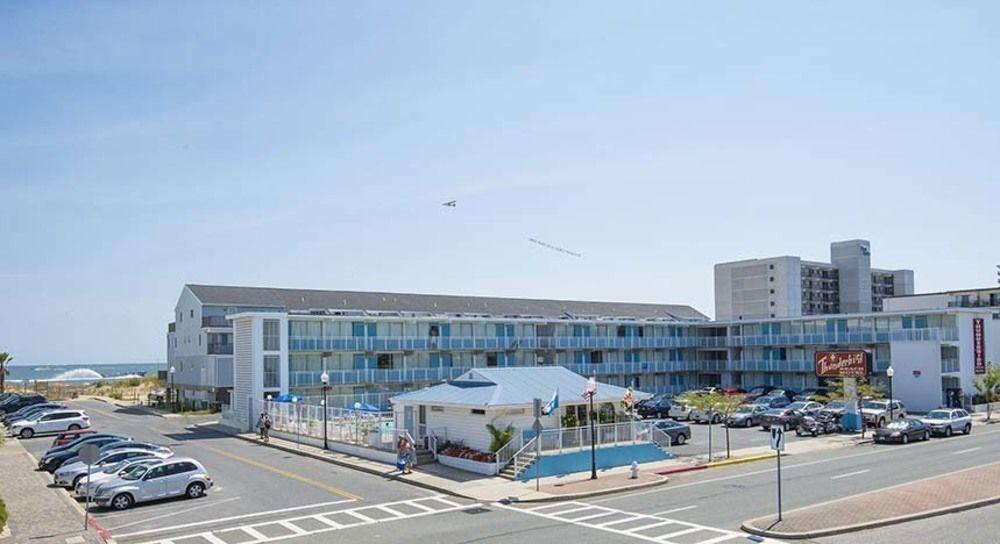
[2, 2, 997, 364]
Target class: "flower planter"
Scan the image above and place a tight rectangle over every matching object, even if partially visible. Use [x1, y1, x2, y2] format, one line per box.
[437, 453, 499, 475]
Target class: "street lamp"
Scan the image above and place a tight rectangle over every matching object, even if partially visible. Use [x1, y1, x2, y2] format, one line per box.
[320, 371, 330, 450]
[169, 366, 176, 412]
[292, 396, 300, 449]
[354, 401, 362, 445]
[886, 366, 895, 421]
[584, 376, 598, 480]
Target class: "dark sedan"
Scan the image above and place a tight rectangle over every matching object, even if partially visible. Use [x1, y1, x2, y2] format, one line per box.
[653, 419, 692, 446]
[636, 395, 672, 419]
[873, 418, 930, 444]
[744, 386, 780, 402]
[38, 435, 131, 472]
[759, 409, 806, 431]
[0, 394, 47, 416]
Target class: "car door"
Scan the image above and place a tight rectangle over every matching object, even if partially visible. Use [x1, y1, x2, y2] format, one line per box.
[165, 462, 194, 497]
[139, 465, 169, 501]
[38, 413, 65, 433]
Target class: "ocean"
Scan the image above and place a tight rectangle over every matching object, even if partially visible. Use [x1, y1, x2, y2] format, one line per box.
[5, 362, 166, 383]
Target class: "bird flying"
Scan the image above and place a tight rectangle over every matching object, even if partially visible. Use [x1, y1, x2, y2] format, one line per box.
[442, 200, 457, 207]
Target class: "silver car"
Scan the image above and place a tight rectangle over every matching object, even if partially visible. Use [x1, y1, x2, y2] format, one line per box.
[94, 457, 213, 511]
[54, 449, 172, 488]
[920, 408, 972, 437]
[75, 458, 162, 499]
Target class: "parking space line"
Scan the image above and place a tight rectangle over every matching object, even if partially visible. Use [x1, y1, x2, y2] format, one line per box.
[314, 515, 341, 528]
[657, 526, 704, 539]
[593, 516, 643, 527]
[345, 510, 377, 523]
[198, 532, 228, 544]
[952, 447, 981, 455]
[830, 469, 870, 480]
[195, 444, 362, 500]
[277, 521, 307, 535]
[240, 527, 268, 540]
[696, 535, 743, 544]
[651, 505, 697, 516]
[106, 496, 242, 531]
[376, 505, 407, 517]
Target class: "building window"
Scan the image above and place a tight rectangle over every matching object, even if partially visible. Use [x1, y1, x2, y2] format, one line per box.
[486, 353, 498, 367]
[495, 324, 515, 337]
[471, 409, 486, 415]
[263, 320, 280, 351]
[770, 301, 775, 307]
[769, 264, 774, 270]
[376, 354, 393, 369]
[190, 309, 194, 318]
[769, 277, 775, 282]
[263, 355, 280, 388]
[770, 289, 775, 294]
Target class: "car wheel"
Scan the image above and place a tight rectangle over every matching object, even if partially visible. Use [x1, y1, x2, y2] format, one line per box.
[675, 433, 687, 445]
[111, 493, 134, 511]
[812, 431, 818, 437]
[923, 431, 930, 441]
[878, 418, 886, 428]
[186, 482, 206, 499]
[784, 423, 791, 431]
[20, 428, 34, 439]
[72, 474, 85, 489]
[902, 434, 909, 444]
[963, 424, 971, 435]
[68, 424, 81, 431]
[944, 426, 952, 437]
[745, 419, 753, 428]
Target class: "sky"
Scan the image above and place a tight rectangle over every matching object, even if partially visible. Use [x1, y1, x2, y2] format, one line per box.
[1, 2, 998, 364]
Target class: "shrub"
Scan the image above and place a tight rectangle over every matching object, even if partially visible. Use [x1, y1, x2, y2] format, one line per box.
[0, 497, 7, 532]
[125, 377, 142, 388]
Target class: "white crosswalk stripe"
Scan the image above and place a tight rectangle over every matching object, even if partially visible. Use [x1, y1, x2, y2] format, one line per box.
[131, 496, 481, 544]
[497, 500, 784, 544]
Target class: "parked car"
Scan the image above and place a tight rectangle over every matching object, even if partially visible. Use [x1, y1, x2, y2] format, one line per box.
[653, 419, 692, 446]
[0, 394, 47, 415]
[753, 395, 791, 409]
[39, 435, 132, 473]
[636, 395, 673, 419]
[786, 401, 824, 416]
[695, 386, 723, 395]
[920, 408, 972, 437]
[8, 409, 91, 439]
[690, 408, 723, 424]
[820, 399, 848, 417]
[722, 386, 747, 395]
[725, 404, 769, 427]
[759, 408, 807, 431]
[794, 387, 836, 402]
[667, 401, 693, 421]
[51, 428, 97, 448]
[796, 411, 840, 437]
[768, 389, 799, 402]
[94, 457, 213, 510]
[55, 449, 172, 489]
[743, 386, 779, 402]
[63, 441, 172, 467]
[76, 458, 163, 499]
[873, 418, 930, 444]
[861, 399, 907, 428]
[1, 402, 66, 425]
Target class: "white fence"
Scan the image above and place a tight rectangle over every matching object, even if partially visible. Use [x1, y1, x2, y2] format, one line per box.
[250, 399, 404, 453]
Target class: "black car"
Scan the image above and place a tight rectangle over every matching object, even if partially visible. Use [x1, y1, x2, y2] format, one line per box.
[3, 403, 67, 425]
[636, 395, 672, 419]
[759, 409, 807, 431]
[38, 435, 131, 472]
[0, 394, 47, 415]
[873, 418, 930, 444]
[653, 419, 692, 446]
[744, 386, 779, 402]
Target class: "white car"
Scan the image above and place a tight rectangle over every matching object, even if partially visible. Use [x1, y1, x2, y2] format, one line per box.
[94, 457, 213, 511]
[920, 408, 972, 437]
[860, 399, 907, 428]
[668, 402, 693, 420]
[690, 409, 723, 424]
[76, 458, 162, 499]
[8, 409, 90, 439]
[54, 449, 172, 488]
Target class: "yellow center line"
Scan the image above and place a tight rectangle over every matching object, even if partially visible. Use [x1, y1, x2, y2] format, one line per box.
[195, 444, 363, 501]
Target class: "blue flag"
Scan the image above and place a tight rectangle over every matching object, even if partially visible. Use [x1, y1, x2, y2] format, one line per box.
[542, 388, 559, 415]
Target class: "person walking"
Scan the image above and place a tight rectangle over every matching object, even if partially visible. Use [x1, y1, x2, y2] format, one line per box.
[257, 412, 267, 440]
[262, 413, 272, 443]
[396, 434, 414, 474]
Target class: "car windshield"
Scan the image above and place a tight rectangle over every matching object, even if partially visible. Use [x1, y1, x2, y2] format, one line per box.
[825, 401, 845, 409]
[788, 402, 808, 410]
[102, 461, 126, 474]
[862, 401, 888, 410]
[121, 465, 149, 480]
[735, 406, 755, 414]
[926, 410, 951, 419]
[886, 420, 909, 430]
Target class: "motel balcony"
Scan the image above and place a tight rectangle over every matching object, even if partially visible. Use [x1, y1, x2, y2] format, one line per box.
[727, 327, 958, 347]
[287, 335, 728, 352]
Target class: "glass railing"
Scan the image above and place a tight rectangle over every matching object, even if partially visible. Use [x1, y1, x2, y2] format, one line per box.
[287, 335, 728, 352]
[202, 316, 231, 328]
[728, 327, 958, 346]
[207, 343, 233, 355]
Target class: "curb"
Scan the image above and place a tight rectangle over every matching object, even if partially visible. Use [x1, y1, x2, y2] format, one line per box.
[511, 475, 671, 503]
[706, 453, 775, 468]
[655, 464, 707, 476]
[741, 496, 1000, 539]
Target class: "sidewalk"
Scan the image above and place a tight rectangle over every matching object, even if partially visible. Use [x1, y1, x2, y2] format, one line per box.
[0, 437, 104, 544]
[743, 461, 1000, 539]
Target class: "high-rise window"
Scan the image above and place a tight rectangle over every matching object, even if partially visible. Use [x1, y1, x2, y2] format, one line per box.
[263, 355, 280, 388]
[263, 320, 280, 351]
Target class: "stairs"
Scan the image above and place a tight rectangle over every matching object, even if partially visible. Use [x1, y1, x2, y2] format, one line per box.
[499, 451, 537, 480]
[414, 447, 436, 465]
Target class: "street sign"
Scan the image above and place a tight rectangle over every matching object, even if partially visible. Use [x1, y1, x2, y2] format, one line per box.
[79, 444, 100, 465]
[770, 427, 785, 452]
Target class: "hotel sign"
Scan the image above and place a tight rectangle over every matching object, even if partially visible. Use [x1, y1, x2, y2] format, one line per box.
[973, 318, 985, 374]
[815, 351, 870, 378]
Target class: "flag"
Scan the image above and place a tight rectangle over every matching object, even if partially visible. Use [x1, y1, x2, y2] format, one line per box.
[623, 387, 634, 409]
[542, 388, 559, 415]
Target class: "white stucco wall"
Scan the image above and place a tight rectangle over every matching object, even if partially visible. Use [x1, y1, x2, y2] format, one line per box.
[888, 340, 942, 413]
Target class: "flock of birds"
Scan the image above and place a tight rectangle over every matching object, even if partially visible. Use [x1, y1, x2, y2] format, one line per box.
[441, 200, 582, 258]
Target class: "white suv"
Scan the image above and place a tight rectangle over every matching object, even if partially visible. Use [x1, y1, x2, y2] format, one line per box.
[8, 410, 90, 439]
[95, 457, 213, 511]
[921, 408, 972, 437]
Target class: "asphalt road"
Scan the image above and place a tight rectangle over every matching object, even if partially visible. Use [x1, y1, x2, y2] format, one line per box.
[11, 400, 999, 544]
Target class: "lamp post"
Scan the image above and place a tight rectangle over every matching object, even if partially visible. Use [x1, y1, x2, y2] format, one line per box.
[585, 376, 598, 480]
[320, 371, 330, 450]
[354, 401, 362, 445]
[169, 366, 176, 412]
[292, 396, 300, 449]
[886, 366, 895, 421]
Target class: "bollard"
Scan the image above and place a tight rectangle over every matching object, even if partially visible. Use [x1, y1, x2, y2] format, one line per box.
[630, 461, 639, 479]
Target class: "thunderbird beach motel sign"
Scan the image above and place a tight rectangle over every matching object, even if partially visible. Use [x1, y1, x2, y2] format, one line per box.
[815, 351, 870, 378]
[973, 318, 986, 374]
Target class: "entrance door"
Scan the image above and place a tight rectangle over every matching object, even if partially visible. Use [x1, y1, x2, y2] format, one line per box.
[403, 405, 415, 437]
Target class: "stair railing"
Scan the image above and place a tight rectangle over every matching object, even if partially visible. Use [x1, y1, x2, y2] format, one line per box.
[511, 436, 538, 477]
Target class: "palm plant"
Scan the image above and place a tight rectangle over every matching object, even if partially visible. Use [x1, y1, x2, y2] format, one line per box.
[485, 423, 516, 453]
[973, 363, 1000, 421]
[0, 352, 11, 395]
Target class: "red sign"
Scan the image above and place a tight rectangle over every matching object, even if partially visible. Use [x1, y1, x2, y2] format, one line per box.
[973, 318, 985, 374]
[815, 351, 870, 378]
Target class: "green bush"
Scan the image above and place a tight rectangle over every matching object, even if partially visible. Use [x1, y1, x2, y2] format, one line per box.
[0, 497, 7, 532]
[124, 377, 142, 388]
[109, 391, 123, 400]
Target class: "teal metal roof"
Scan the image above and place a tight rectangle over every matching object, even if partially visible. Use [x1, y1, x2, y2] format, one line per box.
[390, 367, 650, 407]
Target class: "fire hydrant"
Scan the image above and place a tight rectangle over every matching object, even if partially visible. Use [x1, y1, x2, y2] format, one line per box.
[630, 461, 639, 479]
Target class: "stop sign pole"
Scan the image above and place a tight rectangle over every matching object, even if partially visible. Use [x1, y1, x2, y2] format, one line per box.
[79, 444, 100, 531]
[770, 427, 785, 522]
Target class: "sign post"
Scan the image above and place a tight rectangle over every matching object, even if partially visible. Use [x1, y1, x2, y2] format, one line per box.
[815, 350, 870, 432]
[584, 377, 598, 480]
[79, 444, 100, 531]
[770, 426, 785, 522]
[533, 398, 543, 491]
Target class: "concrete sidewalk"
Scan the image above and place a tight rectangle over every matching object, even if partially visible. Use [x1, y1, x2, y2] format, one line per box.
[743, 461, 1000, 539]
[0, 437, 105, 544]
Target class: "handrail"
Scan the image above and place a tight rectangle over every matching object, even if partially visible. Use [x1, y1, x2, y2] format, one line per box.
[494, 433, 524, 470]
[511, 436, 537, 476]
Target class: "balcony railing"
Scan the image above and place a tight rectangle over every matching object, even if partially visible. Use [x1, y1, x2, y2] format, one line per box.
[207, 343, 233, 355]
[288, 335, 728, 352]
[202, 316, 231, 328]
[728, 328, 957, 347]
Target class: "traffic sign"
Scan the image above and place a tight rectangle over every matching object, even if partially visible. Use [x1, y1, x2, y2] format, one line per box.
[770, 427, 785, 452]
[79, 444, 100, 465]
[532, 420, 544, 435]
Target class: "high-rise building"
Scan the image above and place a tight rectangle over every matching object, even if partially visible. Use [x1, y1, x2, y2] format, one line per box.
[714, 239, 914, 320]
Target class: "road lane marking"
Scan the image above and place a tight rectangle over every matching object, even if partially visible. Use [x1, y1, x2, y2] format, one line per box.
[130, 496, 481, 544]
[952, 447, 981, 455]
[594, 427, 1000, 503]
[113, 498, 355, 538]
[106, 496, 242, 531]
[831, 469, 870, 480]
[194, 444, 362, 500]
[651, 505, 697, 516]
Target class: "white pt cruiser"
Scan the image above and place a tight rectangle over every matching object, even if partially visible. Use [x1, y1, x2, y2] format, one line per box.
[94, 457, 213, 510]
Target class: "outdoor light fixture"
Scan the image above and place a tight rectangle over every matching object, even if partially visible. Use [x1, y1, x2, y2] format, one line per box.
[169, 366, 177, 412]
[320, 371, 330, 450]
[886, 366, 895, 421]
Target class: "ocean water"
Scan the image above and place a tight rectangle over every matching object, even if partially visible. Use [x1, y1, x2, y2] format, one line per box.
[5, 362, 166, 383]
